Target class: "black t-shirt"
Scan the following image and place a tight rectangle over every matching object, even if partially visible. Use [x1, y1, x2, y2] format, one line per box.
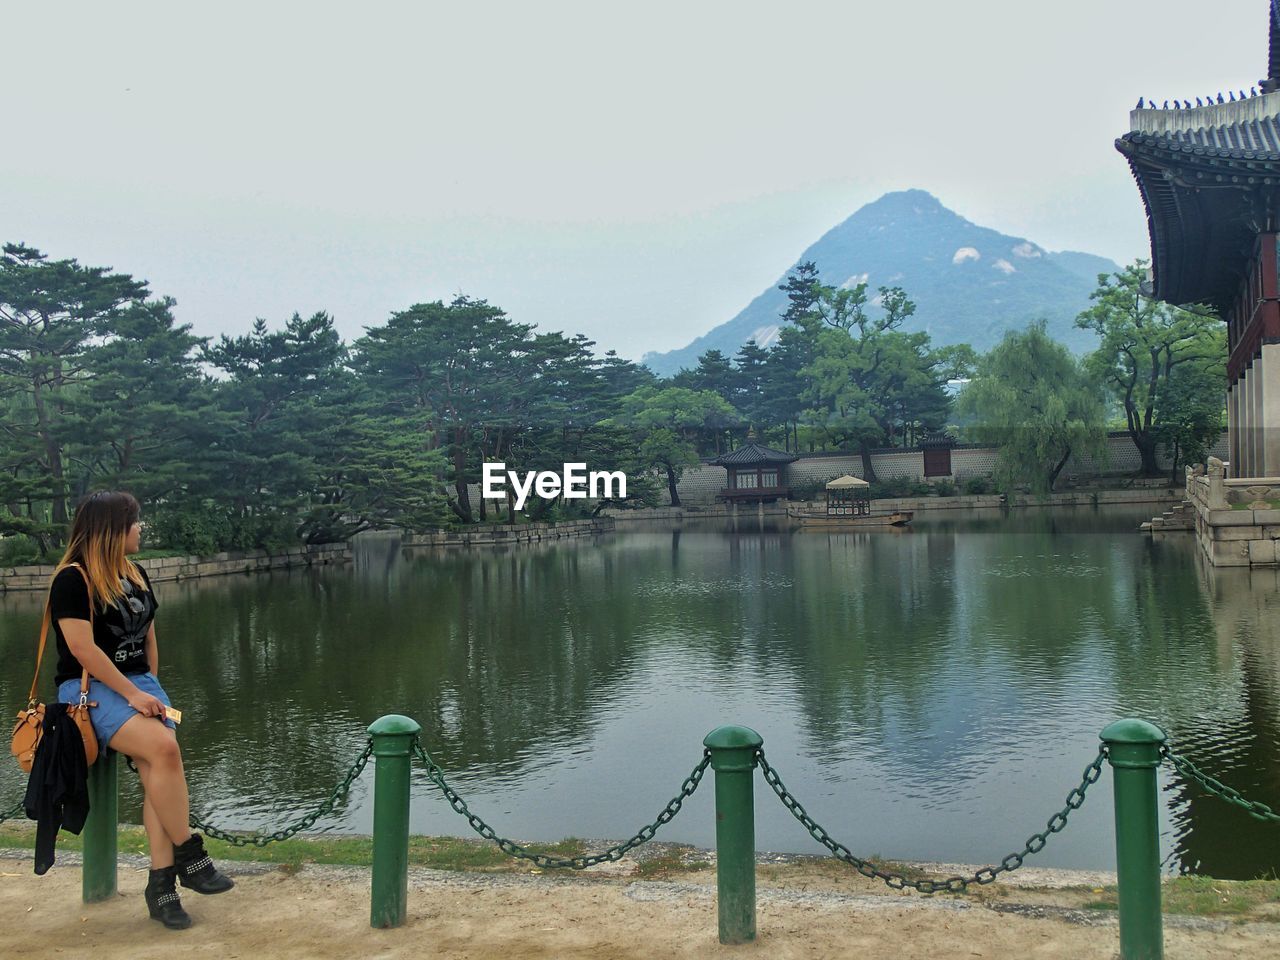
[49, 564, 160, 687]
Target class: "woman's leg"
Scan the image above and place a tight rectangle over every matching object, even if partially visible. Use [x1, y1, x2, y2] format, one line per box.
[110, 715, 192, 848]
[134, 757, 176, 869]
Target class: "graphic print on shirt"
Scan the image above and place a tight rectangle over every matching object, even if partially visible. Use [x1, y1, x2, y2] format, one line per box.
[106, 576, 155, 664]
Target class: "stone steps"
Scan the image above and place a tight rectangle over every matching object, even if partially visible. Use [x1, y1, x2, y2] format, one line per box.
[1142, 499, 1195, 532]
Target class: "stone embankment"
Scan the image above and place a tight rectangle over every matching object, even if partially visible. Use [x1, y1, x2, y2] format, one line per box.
[0, 518, 614, 592]
[1141, 500, 1197, 532]
[0, 543, 352, 592]
[605, 487, 1184, 523]
[1186, 459, 1280, 566]
[401, 517, 612, 548]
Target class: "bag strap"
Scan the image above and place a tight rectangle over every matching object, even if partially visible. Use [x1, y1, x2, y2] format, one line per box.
[28, 563, 95, 706]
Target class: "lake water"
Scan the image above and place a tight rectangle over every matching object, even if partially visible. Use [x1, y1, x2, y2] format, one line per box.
[4, 506, 1279, 879]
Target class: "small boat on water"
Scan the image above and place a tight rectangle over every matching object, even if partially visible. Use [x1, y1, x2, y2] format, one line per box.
[787, 507, 913, 527]
[787, 475, 913, 528]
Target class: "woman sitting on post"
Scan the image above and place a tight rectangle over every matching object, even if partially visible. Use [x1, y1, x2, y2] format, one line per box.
[48, 491, 233, 929]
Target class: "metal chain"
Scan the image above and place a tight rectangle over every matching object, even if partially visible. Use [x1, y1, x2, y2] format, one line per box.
[0, 798, 26, 824]
[1162, 746, 1280, 824]
[757, 746, 1108, 894]
[189, 739, 373, 846]
[413, 737, 710, 869]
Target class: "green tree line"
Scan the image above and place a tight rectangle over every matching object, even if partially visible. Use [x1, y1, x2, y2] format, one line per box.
[0, 244, 1226, 561]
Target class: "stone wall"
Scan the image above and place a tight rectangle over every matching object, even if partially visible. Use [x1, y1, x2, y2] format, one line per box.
[673, 431, 1230, 505]
[1188, 459, 1280, 566]
[605, 487, 1182, 523]
[401, 517, 612, 547]
[0, 542, 352, 593]
[0, 518, 617, 592]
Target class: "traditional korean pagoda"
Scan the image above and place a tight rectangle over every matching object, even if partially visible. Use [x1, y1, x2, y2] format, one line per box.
[709, 433, 798, 503]
[1116, 2, 1280, 478]
[1116, 1, 1280, 566]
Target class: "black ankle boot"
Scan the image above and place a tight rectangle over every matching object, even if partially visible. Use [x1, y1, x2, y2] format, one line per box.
[174, 832, 235, 894]
[145, 866, 192, 929]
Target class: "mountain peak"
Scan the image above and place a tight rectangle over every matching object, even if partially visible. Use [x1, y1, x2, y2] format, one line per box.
[864, 188, 946, 211]
[640, 190, 1120, 376]
[837, 189, 964, 230]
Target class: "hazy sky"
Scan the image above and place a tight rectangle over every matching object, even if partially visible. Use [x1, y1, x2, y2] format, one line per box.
[4, 1, 1272, 361]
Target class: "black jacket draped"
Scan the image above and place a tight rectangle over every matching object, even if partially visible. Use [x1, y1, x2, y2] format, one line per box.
[22, 702, 90, 875]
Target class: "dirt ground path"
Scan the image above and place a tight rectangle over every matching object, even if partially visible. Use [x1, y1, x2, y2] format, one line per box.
[4, 857, 1278, 960]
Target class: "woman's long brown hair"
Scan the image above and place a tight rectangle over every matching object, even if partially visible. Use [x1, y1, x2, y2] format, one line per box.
[50, 491, 147, 611]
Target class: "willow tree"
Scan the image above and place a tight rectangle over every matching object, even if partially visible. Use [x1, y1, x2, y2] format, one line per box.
[958, 321, 1107, 495]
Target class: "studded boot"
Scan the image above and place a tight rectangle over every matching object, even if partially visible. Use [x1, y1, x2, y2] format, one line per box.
[174, 832, 235, 894]
[145, 865, 192, 929]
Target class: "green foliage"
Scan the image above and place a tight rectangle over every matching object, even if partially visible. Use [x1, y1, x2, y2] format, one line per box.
[958, 321, 1107, 496]
[1075, 261, 1225, 475]
[227, 512, 301, 553]
[787, 476, 840, 501]
[143, 504, 298, 555]
[0, 536, 46, 566]
[1154, 354, 1227, 479]
[867, 477, 934, 499]
[783, 271, 956, 473]
[144, 503, 234, 556]
[352, 297, 654, 523]
[0, 243, 150, 543]
[959, 475, 996, 496]
[0, 238, 1020, 538]
[609, 386, 739, 506]
[931, 478, 958, 497]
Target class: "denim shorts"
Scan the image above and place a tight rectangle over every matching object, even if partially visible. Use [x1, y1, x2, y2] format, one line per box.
[56, 672, 176, 749]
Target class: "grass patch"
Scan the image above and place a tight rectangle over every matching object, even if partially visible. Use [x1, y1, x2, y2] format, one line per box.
[632, 846, 710, 879]
[1079, 877, 1280, 918]
[0, 824, 589, 874]
[754, 854, 933, 889]
[865, 856, 931, 882]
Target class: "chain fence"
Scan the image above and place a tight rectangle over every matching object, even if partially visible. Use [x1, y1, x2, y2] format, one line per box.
[1162, 746, 1280, 824]
[412, 737, 710, 869]
[8, 733, 1280, 873]
[757, 745, 1109, 894]
[189, 739, 374, 846]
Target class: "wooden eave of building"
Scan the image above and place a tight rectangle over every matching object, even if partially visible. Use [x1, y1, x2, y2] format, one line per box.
[1115, 69, 1280, 310]
[1116, 106, 1280, 314]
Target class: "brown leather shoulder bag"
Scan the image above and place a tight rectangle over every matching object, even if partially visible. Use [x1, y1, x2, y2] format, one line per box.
[10, 563, 100, 772]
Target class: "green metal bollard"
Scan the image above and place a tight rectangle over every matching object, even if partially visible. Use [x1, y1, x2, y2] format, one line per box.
[368, 714, 421, 929]
[82, 751, 118, 903]
[1101, 719, 1167, 960]
[703, 725, 763, 945]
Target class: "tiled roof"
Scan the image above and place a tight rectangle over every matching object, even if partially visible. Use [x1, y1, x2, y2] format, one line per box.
[708, 442, 798, 467]
[1116, 3, 1280, 312]
[1120, 117, 1280, 161]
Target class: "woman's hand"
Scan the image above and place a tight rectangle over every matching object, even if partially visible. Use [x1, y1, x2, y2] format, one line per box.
[127, 689, 166, 719]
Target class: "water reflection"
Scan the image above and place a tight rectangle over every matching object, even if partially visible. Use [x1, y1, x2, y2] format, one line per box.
[0, 507, 1278, 878]
[1163, 558, 1280, 878]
